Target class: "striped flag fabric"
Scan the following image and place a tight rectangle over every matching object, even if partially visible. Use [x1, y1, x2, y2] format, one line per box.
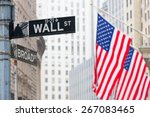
[115, 47, 150, 100]
[93, 14, 131, 100]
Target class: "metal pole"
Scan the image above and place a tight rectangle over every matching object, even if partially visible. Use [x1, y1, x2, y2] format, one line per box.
[13, 59, 17, 100]
[0, 0, 13, 100]
[90, 0, 94, 57]
[92, 4, 150, 40]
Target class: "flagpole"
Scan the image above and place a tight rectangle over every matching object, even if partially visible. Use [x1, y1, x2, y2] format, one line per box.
[90, 0, 94, 57]
[92, 5, 150, 40]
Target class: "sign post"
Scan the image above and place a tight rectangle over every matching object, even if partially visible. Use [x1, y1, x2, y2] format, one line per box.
[0, 0, 14, 100]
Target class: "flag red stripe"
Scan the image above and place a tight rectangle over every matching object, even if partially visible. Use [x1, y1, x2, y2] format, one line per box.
[121, 53, 139, 100]
[97, 52, 108, 80]
[144, 77, 150, 100]
[114, 39, 131, 100]
[101, 34, 126, 99]
[93, 44, 100, 87]
[116, 70, 128, 99]
[132, 65, 146, 100]
[127, 56, 143, 100]
[106, 36, 131, 99]
[96, 48, 103, 68]
[96, 31, 120, 97]
[139, 77, 148, 100]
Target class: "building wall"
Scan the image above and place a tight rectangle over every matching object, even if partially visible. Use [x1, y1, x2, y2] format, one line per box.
[102, 0, 125, 32]
[69, 58, 98, 100]
[10, 0, 45, 100]
[124, 0, 142, 47]
[141, 0, 150, 46]
[38, 0, 92, 100]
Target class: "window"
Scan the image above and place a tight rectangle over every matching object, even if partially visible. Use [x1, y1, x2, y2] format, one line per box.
[71, 2, 73, 7]
[66, 87, 68, 91]
[66, 71, 68, 75]
[45, 78, 48, 83]
[58, 70, 61, 75]
[58, 46, 61, 51]
[77, 18, 79, 32]
[45, 63, 48, 67]
[148, 25, 150, 34]
[65, 7, 68, 11]
[52, 94, 55, 99]
[71, 10, 73, 15]
[66, 79, 68, 84]
[130, 24, 132, 32]
[145, 13, 147, 21]
[52, 6, 54, 11]
[71, 46, 74, 55]
[65, 46, 68, 50]
[66, 95, 69, 100]
[83, 18, 85, 24]
[52, 70, 55, 75]
[77, 58, 80, 63]
[145, 28, 147, 34]
[58, 94, 61, 99]
[77, 9, 79, 15]
[83, 25, 85, 32]
[58, 86, 61, 91]
[52, 86, 55, 91]
[45, 55, 48, 59]
[130, 10, 132, 19]
[45, 70, 48, 74]
[58, 78, 61, 84]
[45, 86, 48, 91]
[52, 78, 55, 84]
[58, 6, 60, 11]
[127, 12, 129, 20]
[58, 56, 61, 59]
[130, 0, 132, 5]
[45, 94, 48, 99]
[52, 46, 54, 50]
[127, 26, 129, 34]
[51, 63, 55, 67]
[126, 0, 128, 7]
[58, 38, 61, 42]
[83, 0, 85, 8]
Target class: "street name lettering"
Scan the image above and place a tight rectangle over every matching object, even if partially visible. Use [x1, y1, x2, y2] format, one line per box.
[33, 22, 64, 34]
[29, 16, 75, 37]
[11, 44, 37, 66]
[17, 48, 36, 63]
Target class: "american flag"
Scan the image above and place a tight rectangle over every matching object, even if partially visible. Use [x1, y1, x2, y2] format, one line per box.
[115, 47, 150, 100]
[93, 14, 131, 100]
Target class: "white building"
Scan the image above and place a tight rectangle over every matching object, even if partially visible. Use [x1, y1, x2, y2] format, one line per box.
[69, 58, 98, 100]
[37, 0, 93, 100]
[102, 0, 125, 32]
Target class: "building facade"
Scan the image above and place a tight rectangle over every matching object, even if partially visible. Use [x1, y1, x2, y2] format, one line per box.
[10, 0, 45, 100]
[101, 0, 125, 32]
[38, 0, 93, 100]
[139, 0, 150, 71]
[69, 58, 98, 100]
[124, 0, 142, 47]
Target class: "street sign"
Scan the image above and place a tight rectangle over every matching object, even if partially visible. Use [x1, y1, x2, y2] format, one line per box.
[11, 44, 37, 66]
[29, 16, 75, 37]
[9, 21, 29, 39]
[9, 16, 75, 39]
